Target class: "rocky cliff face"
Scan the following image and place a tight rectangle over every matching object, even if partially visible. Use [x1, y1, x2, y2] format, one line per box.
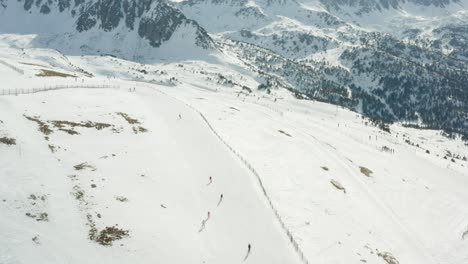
[0, 0, 214, 55]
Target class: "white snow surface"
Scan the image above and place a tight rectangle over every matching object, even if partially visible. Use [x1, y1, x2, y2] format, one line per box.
[1, 41, 468, 264]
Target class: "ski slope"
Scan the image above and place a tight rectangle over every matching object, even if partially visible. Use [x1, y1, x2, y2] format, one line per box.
[0, 45, 467, 264]
[0, 85, 300, 264]
[164, 82, 468, 264]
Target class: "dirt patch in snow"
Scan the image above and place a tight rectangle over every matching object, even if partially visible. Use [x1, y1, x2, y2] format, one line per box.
[51, 120, 112, 133]
[116, 112, 148, 134]
[36, 69, 76, 78]
[359, 166, 373, 177]
[24, 115, 53, 138]
[116, 112, 141, 125]
[133, 126, 148, 134]
[0, 137, 16, 145]
[25, 115, 114, 137]
[331, 179, 346, 193]
[74, 162, 96, 171]
[377, 252, 399, 264]
[115, 196, 129, 202]
[88, 222, 129, 246]
[25, 212, 49, 222]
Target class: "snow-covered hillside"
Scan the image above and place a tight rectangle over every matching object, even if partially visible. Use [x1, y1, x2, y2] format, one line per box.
[1, 43, 468, 264]
[176, 0, 468, 137]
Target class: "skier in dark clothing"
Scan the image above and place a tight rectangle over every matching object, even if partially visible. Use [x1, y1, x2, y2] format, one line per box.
[244, 244, 252, 261]
[207, 176, 213, 186]
[217, 194, 224, 206]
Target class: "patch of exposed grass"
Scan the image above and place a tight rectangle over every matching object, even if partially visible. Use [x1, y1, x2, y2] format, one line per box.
[51, 120, 112, 131]
[25, 212, 49, 222]
[331, 179, 346, 193]
[28, 194, 46, 202]
[92, 226, 129, 246]
[377, 252, 399, 264]
[24, 115, 53, 136]
[0, 137, 16, 145]
[36, 69, 76, 78]
[116, 112, 140, 125]
[48, 144, 56, 153]
[133, 126, 148, 134]
[36, 212, 49, 222]
[74, 162, 96, 171]
[74, 191, 84, 200]
[359, 166, 373, 177]
[115, 196, 129, 202]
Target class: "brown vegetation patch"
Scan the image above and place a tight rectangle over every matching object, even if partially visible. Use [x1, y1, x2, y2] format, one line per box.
[0, 137, 16, 145]
[331, 179, 346, 193]
[133, 126, 148, 134]
[115, 196, 129, 202]
[25, 116, 113, 137]
[359, 166, 373, 177]
[36, 69, 76, 78]
[91, 226, 129, 246]
[377, 252, 399, 264]
[51, 120, 112, 131]
[74, 162, 96, 171]
[25, 212, 49, 222]
[24, 115, 53, 136]
[116, 112, 140, 125]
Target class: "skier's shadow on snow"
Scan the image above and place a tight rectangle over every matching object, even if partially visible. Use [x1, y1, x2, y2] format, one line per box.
[198, 220, 207, 233]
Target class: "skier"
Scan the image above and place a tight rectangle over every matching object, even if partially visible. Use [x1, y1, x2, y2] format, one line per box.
[178, 114, 182, 120]
[217, 194, 224, 206]
[244, 244, 252, 261]
[206, 176, 213, 186]
[207, 211, 211, 220]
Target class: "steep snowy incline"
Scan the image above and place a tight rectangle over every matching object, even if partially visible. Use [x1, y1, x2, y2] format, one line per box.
[159, 80, 468, 264]
[0, 85, 300, 264]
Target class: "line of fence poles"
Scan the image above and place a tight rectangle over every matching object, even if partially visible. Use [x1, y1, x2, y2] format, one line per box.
[151, 86, 310, 264]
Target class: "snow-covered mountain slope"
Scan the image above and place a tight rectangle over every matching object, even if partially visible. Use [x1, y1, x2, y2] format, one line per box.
[0, 0, 215, 60]
[0, 47, 467, 264]
[176, 0, 468, 137]
[0, 80, 301, 264]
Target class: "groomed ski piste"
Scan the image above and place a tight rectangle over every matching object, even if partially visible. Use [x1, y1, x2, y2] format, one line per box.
[1, 45, 468, 264]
